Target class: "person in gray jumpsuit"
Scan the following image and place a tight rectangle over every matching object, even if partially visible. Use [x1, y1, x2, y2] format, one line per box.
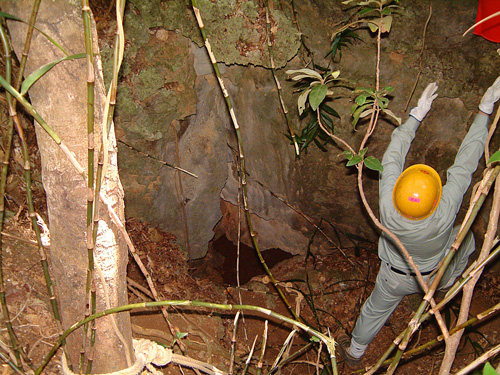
[337, 76, 500, 367]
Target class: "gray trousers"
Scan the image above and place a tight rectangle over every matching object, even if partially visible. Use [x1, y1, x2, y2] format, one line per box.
[351, 228, 475, 347]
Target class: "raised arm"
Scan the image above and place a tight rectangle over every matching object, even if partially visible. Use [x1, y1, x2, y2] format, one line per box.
[442, 76, 500, 207]
[379, 83, 439, 199]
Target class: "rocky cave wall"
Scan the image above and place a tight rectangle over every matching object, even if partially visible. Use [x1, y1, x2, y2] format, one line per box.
[95, 0, 500, 260]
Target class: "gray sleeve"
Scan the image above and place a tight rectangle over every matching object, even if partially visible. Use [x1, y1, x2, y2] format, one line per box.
[440, 113, 489, 214]
[379, 116, 421, 213]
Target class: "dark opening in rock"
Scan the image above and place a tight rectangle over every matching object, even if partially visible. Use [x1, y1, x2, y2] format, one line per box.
[210, 235, 294, 286]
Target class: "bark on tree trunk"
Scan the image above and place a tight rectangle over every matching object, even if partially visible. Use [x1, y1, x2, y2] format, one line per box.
[0, 0, 133, 372]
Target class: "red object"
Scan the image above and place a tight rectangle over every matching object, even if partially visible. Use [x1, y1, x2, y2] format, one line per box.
[474, 0, 500, 42]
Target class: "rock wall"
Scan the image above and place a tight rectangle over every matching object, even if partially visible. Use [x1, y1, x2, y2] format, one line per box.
[98, 0, 499, 259]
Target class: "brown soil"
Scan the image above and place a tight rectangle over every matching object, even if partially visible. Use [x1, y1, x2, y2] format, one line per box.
[0, 3, 497, 374]
[1, 204, 500, 375]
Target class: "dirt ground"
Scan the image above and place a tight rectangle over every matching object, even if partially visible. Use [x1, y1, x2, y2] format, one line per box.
[1, 206, 499, 374]
[0, 4, 497, 373]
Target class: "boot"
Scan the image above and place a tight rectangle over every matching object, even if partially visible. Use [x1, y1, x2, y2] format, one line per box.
[337, 334, 363, 369]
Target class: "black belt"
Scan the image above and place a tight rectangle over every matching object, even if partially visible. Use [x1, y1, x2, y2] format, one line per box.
[389, 264, 433, 277]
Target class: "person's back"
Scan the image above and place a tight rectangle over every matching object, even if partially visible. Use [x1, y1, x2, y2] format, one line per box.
[337, 76, 500, 368]
[379, 105, 489, 274]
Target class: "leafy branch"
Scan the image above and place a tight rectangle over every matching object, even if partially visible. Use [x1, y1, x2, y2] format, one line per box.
[350, 86, 400, 129]
[286, 68, 346, 153]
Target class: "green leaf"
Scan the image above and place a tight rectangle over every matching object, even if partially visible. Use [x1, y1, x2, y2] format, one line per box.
[346, 154, 363, 167]
[321, 104, 340, 118]
[359, 148, 368, 158]
[483, 362, 499, 375]
[313, 138, 329, 152]
[302, 116, 316, 136]
[320, 111, 334, 131]
[331, 70, 340, 79]
[377, 96, 389, 109]
[290, 74, 317, 81]
[381, 15, 393, 33]
[0, 12, 23, 22]
[381, 7, 391, 16]
[471, 341, 484, 355]
[359, 7, 378, 16]
[176, 332, 188, 339]
[364, 156, 384, 172]
[367, 21, 379, 33]
[350, 103, 359, 115]
[310, 336, 320, 343]
[354, 87, 375, 94]
[359, 108, 375, 119]
[21, 53, 86, 95]
[327, 34, 342, 59]
[309, 84, 328, 111]
[384, 85, 395, 92]
[383, 108, 402, 125]
[0, 12, 69, 56]
[342, 150, 354, 160]
[352, 104, 370, 128]
[286, 68, 322, 80]
[355, 94, 368, 106]
[304, 121, 319, 146]
[488, 150, 500, 164]
[298, 88, 311, 115]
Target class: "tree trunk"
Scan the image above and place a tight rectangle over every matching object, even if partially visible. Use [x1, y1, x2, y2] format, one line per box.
[0, 0, 133, 372]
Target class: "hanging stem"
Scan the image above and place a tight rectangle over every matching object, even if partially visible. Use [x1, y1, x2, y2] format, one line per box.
[256, 321, 268, 375]
[439, 129, 500, 374]
[315, 2, 452, 367]
[37, 300, 336, 375]
[363, 297, 500, 374]
[263, 0, 299, 156]
[79, 0, 97, 371]
[354, 0, 450, 356]
[0, 76, 86, 178]
[92, 0, 185, 352]
[190, 0, 304, 330]
[363, 241, 500, 375]
[386, 163, 500, 374]
[0, 20, 30, 370]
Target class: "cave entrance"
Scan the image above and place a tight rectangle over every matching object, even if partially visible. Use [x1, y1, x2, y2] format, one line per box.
[209, 235, 294, 286]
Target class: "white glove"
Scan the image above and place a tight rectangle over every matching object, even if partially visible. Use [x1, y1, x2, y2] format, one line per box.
[479, 76, 500, 115]
[409, 82, 439, 122]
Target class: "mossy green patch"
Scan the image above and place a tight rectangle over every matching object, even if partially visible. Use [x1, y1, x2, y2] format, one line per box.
[127, 0, 300, 68]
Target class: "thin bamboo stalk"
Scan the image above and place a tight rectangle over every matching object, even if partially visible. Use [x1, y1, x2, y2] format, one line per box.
[1, 8, 68, 370]
[242, 336, 258, 375]
[0, 349, 24, 375]
[229, 311, 240, 375]
[116, 139, 197, 177]
[0, 22, 26, 369]
[359, 300, 500, 375]
[91, 0, 185, 352]
[364, 241, 500, 375]
[455, 343, 500, 375]
[439, 160, 500, 374]
[0, 76, 86, 178]
[80, 1, 97, 372]
[190, 0, 303, 332]
[386, 165, 500, 374]
[256, 321, 268, 375]
[270, 329, 298, 372]
[263, 0, 299, 156]
[37, 300, 337, 375]
[98, 189, 185, 351]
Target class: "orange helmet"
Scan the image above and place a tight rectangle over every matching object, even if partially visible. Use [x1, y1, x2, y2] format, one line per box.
[392, 164, 442, 220]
